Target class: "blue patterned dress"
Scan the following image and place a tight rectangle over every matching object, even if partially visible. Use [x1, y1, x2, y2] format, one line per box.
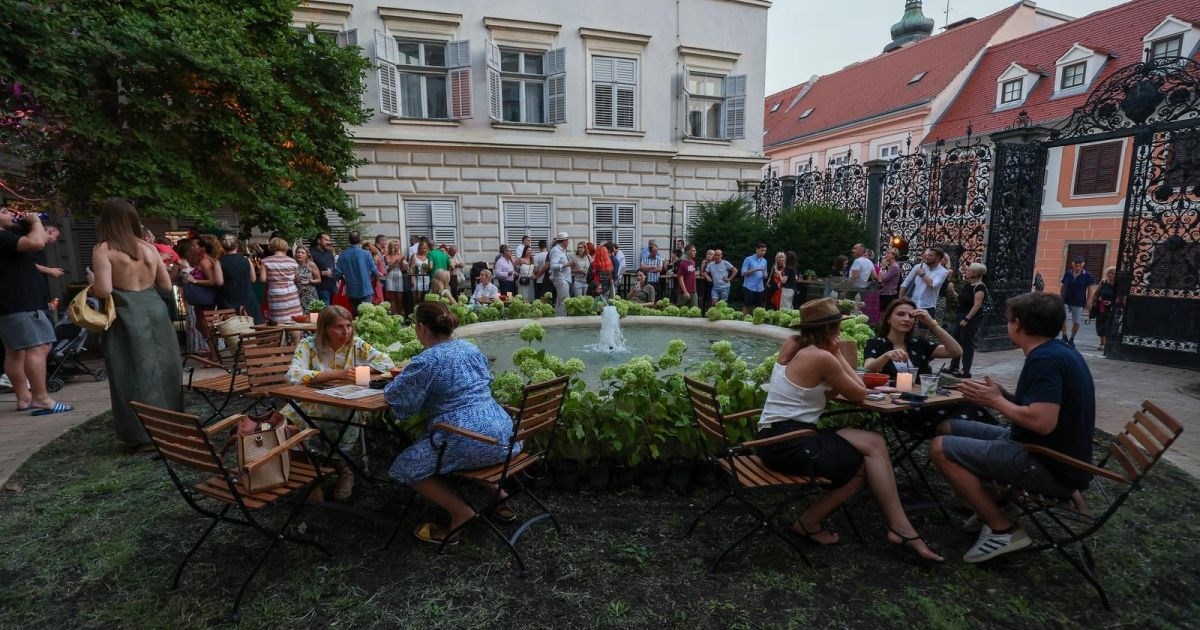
[385, 339, 519, 483]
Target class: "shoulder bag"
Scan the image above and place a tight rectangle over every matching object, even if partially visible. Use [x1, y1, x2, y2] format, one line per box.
[67, 285, 116, 333]
[221, 411, 296, 493]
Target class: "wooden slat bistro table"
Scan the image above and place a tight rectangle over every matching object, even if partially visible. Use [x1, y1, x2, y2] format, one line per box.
[270, 382, 391, 482]
[253, 322, 317, 333]
[843, 387, 968, 519]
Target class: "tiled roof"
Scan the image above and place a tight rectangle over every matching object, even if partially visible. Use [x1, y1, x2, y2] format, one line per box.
[927, 0, 1200, 142]
[763, 2, 1022, 149]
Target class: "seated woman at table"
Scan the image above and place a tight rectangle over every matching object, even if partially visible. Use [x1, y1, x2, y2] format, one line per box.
[385, 301, 519, 545]
[757, 298, 943, 564]
[861, 298, 983, 433]
[284, 304, 394, 501]
[628, 270, 656, 305]
[470, 268, 500, 306]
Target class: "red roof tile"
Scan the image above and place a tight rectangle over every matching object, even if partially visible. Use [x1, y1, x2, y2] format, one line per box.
[763, 2, 1023, 149]
[927, 0, 1200, 142]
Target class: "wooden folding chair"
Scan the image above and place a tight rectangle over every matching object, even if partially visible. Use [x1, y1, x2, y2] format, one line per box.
[131, 401, 332, 621]
[188, 329, 285, 423]
[983, 400, 1183, 610]
[386, 376, 569, 576]
[241, 341, 298, 412]
[182, 308, 238, 372]
[683, 376, 849, 572]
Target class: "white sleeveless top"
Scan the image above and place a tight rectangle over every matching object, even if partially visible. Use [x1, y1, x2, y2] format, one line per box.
[758, 361, 829, 430]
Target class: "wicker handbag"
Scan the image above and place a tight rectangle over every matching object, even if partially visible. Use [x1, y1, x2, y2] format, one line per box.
[214, 315, 255, 354]
[67, 285, 116, 333]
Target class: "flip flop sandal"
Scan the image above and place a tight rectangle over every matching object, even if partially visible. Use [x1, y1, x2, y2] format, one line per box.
[887, 528, 944, 567]
[492, 502, 517, 523]
[413, 522, 461, 546]
[790, 521, 840, 546]
[30, 403, 74, 416]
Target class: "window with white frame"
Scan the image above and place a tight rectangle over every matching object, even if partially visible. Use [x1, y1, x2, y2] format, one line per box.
[374, 32, 471, 120]
[503, 202, 552, 252]
[591, 56, 637, 130]
[796, 160, 813, 175]
[1000, 78, 1023, 104]
[683, 204, 701, 241]
[682, 72, 746, 140]
[1060, 61, 1086, 90]
[487, 43, 566, 125]
[1151, 35, 1183, 60]
[593, 202, 637, 264]
[879, 144, 901, 160]
[829, 152, 850, 167]
[404, 200, 458, 248]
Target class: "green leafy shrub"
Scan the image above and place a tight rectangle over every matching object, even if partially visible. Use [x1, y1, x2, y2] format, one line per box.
[768, 204, 871, 276]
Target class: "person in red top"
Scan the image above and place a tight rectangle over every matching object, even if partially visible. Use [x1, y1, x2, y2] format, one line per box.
[676, 244, 698, 307]
[591, 241, 614, 296]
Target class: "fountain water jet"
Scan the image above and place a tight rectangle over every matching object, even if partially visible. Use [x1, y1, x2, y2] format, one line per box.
[587, 305, 627, 353]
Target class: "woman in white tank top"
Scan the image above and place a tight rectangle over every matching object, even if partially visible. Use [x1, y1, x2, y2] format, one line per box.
[756, 298, 943, 564]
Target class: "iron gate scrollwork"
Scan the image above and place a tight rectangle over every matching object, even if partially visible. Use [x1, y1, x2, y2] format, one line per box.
[753, 172, 783, 223]
[879, 138, 993, 275]
[1048, 55, 1200, 368]
[792, 157, 868, 222]
[979, 141, 1047, 350]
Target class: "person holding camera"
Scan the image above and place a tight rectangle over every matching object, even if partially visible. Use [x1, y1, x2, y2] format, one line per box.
[0, 207, 72, 415]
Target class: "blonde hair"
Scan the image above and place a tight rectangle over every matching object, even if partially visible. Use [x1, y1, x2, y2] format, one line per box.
[387, 240, 401, 255]
[1104, 266, 1116, 277]
[430, 269, 451, 296]
[268, 237, 290, 253]
[968, 262, 988, 278]
[314, 305, 354, 355]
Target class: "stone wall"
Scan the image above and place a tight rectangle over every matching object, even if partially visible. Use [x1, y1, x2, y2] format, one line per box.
[344, 147, 763, 261]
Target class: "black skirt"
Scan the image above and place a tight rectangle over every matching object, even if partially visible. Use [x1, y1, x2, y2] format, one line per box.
[755, 421, 864, 488]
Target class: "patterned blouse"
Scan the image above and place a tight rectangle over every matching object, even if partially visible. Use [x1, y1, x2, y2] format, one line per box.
[282, 336, 394, 426]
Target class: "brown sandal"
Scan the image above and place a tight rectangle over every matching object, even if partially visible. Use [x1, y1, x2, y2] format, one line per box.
[492, 502, 516, 522]
[413, 522, 461, 545]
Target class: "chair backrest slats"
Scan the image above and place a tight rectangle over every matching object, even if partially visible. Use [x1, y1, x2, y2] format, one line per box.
[1134, 410, 1173, 446]
[512, 376, 569, 443]
[1115, 432, 1150, 471]
[1108, 442, 1141, 482]
[152, 438, 225, 476]
[243, 344, 297, 395]
[1142, 400, 1184, 434]
[685, 377, 729, 450]
[139, 415, 209, 449]
[1106, 400, 1185, 483]
[1124, 420, 1163, 458]
[132, 401, 226, 478]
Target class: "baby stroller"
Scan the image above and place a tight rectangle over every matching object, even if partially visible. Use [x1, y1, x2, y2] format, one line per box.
[45, 308, 107, 393]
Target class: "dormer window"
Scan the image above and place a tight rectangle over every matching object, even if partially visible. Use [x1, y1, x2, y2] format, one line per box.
[770, 102, 781, 113]
[1060, 62, 1086, 90]
[1000, 79, 1023, 104]
[799, 107, 814, 119]
[908, 71, 927, 84]
[1151, 35, 1183, 60]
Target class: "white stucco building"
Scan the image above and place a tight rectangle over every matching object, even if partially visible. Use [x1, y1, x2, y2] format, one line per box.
[294, 0, 769, 265]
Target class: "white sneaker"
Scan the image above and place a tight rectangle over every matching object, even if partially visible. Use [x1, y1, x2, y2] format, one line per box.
[961, 503, 1022, 533]
[0, 374, 10, 389]
[964, 525, 1032, 563]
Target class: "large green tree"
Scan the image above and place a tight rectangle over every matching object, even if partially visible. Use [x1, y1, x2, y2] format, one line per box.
[0, 0, 370, 239]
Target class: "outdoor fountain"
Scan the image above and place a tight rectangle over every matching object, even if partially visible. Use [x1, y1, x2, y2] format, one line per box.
[587, 305, 627, 353]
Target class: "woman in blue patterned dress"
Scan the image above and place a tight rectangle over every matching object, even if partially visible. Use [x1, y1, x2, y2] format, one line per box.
[385, 301, 519, 545]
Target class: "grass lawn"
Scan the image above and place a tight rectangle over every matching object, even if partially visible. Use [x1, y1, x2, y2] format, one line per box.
[1, 403, 1197, 628]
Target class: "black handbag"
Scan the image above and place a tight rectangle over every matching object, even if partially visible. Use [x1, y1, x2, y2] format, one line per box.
[182, 282, 218, 306]
[519, 277, 531, 285]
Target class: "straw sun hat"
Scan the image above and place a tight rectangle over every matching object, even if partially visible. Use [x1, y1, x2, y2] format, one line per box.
[791, 297, 852, 329]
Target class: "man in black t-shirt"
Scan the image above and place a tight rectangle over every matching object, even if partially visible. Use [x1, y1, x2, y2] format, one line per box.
[310, 232, 337, 306]
[930, 292, 1094, 564]
[0, 208, 71, 415]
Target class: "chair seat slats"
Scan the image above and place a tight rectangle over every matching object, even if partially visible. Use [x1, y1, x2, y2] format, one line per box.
[452, 451, 539, 484]
[718, 455, 820, 488]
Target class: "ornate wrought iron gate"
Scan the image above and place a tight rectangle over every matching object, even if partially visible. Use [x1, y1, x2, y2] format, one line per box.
[1047, 56, 1200, 368]
[879, 138, 993, 275]
[792, 159, 868, 222]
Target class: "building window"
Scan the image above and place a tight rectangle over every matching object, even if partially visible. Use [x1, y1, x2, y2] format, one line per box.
[1073, 141, 1122, 195]
[1060, 61, 1086, 90]
[591, 56, 637, 130]
[1151, 35, 1183, 60]
[1000, 78, 1023, 104]
[796, 160, 813, 175]
[503, 202, 551, 252]
[404, 200, 459, 248]
[769, 102, 780, 113]
[374, 32, 471, 120]
[593, 203, 637, 266]
[683, 72, 747, 140]
[829, 153, 850, 167]
[799, 107, 813, 119]
[879, 144, 901, 160]
[487, 43, 566, 125]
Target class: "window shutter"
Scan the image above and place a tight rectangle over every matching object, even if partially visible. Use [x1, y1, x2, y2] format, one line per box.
[72, 217, 98, 278]
[432, 200, 457, 226]
[1074, 141, 1121, 194]
[593, 56, 614, 83]
[1094, 142, 1120, 192]
[448, 67, 473, 119]
[545, 47, 566, 125]
[486, 39, 502, 121]
[1065, 243, 1106, 277]
[504, 203, 528, 250]
[614, 58, 637, 84]
[336, 29, 358, 48]
[374, 30, 397, 64]
[680, 73, 692, 137]
[615, 85, 635, 129]
[616, 204, 637, 267]
[594, 204, 614, 246]
[432, 227, 458, 248]
[594, 83, 614, 127]
[377, 61, 399, 116]
[723, 74, 747, 140]
[446, 39, 470, 68]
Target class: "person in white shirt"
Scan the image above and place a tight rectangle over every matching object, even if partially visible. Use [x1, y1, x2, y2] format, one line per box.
[470, 268, 500, 306]
[848, 243, 877, 290]
[899, 247, 949, 320]
[532, 239, 549, 300]
[611, 244, 626, 299]
[548, 233, 572, 315]
[407, 235, 419, 258]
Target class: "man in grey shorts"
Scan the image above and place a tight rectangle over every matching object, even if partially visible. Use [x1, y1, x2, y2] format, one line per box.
[930, 292, 1095, 563]
[0, 207, 71, 415]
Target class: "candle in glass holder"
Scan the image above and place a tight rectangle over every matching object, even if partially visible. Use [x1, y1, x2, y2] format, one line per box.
[895, 371, 913, 392]
[309, 312, 318, 323]
[354, 365, 370, 386]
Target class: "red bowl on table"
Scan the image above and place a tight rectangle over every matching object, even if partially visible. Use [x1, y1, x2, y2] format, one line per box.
[862, 372, 890, 388]
[291, 315, 309, 323]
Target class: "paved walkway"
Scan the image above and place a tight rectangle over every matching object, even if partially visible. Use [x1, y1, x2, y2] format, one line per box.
[1, 330, 1198, 488]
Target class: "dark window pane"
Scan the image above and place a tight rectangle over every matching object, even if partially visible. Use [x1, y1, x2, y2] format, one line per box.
[524, 53, 544, 75]
[525, 81, 545, 123]
[502, 80, 522, 122]
[397, 41, 420, 65]
[424, 43, 445, 67]
[426, 75, 447, 118]
[501, 50, 520, 73]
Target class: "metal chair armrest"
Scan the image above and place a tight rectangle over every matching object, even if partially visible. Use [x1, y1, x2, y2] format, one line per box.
[184, 354, 226, 370]
[1023, 444, 1128, 484]
[243, 429, 320, 472]
[431, 422, 501, 446]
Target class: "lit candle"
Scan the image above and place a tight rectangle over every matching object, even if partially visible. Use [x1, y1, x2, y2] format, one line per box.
[895, 372, 913, 392]
[354, 366, 370, 386]
[309, 312, 318, 323]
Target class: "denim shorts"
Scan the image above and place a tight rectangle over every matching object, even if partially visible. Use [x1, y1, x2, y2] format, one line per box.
[1065, 304, 1084, 325]
[0, 310, 56, 351]
[940, 419, 1076, 498]
[711, 286, 730, 301]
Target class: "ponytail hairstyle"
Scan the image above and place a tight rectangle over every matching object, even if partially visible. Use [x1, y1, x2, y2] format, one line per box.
[413, 300, 458, 336]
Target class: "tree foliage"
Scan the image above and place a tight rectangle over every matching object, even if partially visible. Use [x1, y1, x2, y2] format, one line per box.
[686, 196, 769, 265]
[0, 0, 371, 239]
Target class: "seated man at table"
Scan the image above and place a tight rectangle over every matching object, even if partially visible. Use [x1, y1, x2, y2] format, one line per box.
[470, 268, 500, 307]
[284, 305, 394, 501]
[930, 292, 1095, 564]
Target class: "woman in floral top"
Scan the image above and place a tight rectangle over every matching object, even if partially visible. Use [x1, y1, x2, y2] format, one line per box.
[284, 305, 394, 500]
